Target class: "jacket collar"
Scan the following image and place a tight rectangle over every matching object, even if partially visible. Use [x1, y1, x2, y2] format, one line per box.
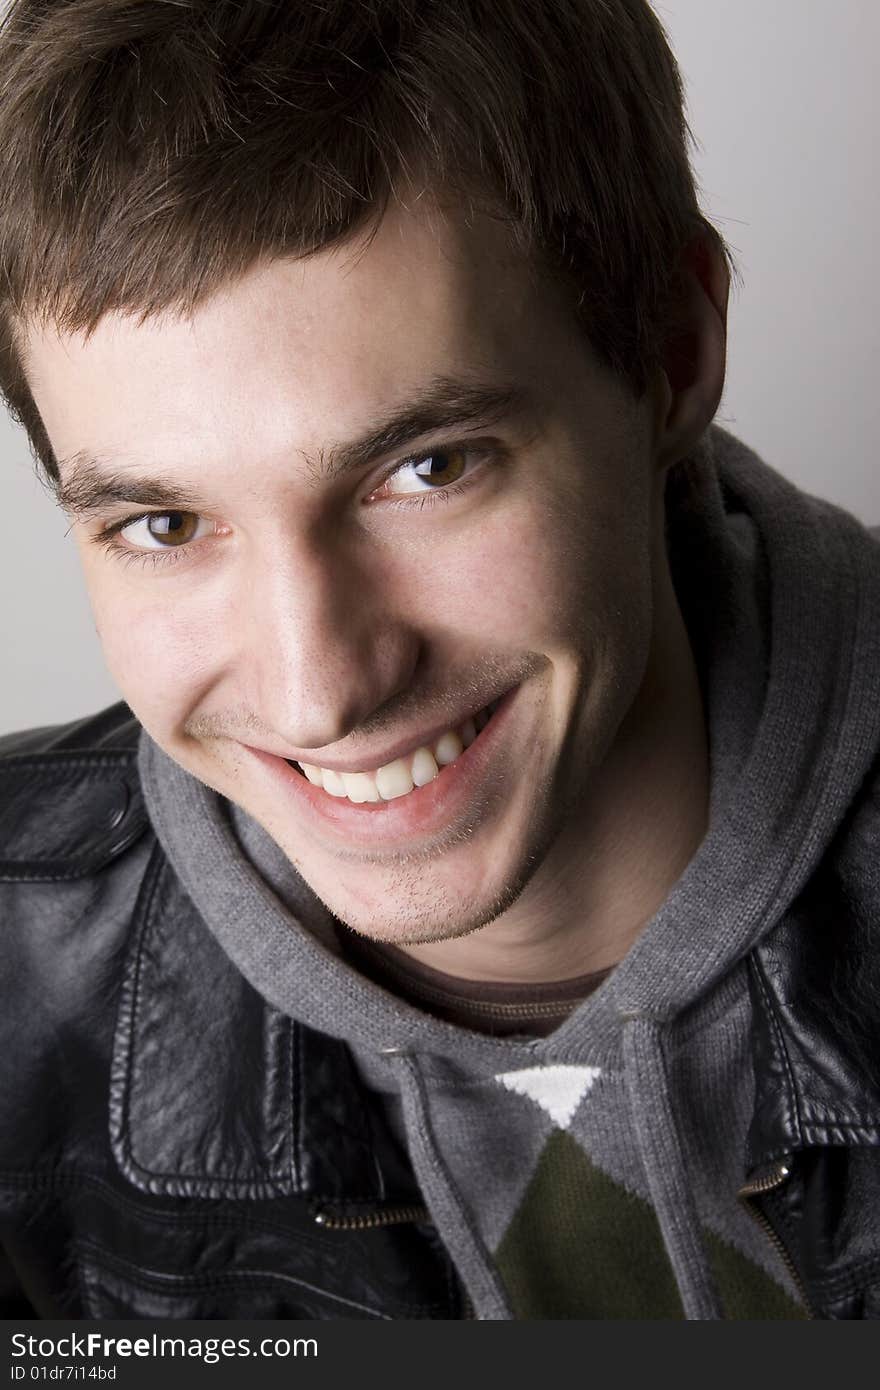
[746, 913, 880, 1172]
[110, 839, 419, 1209]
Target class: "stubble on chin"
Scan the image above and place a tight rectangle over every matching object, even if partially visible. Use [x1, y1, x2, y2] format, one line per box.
[290, 774, 563, 949]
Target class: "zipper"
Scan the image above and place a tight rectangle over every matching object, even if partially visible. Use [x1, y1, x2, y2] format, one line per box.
[312, 1203, 430, 1230]
[313, 1203, 476, 1318]
[738, 1158, 815, 1317]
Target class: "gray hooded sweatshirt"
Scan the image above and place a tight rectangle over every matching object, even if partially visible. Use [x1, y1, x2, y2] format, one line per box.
[137, 425, 880, 1319]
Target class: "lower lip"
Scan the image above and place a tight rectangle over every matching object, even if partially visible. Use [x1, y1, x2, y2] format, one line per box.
[242, 684, 521, 850]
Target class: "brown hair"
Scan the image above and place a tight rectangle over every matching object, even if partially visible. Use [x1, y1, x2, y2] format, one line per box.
[0, 0, 737, 486]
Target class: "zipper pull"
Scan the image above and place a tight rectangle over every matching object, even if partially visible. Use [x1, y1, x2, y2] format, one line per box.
[311, 1202, 430, 1230]
[738, 1155, 814, 1315]
[739, 1159, 792, 1198]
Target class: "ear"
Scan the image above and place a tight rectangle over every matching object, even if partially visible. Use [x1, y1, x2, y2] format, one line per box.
[652, 229, 730, 471]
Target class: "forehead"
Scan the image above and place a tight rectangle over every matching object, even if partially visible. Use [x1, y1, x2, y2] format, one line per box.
[24, 203, 564, 475]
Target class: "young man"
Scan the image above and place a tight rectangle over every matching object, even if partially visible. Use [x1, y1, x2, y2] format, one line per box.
[0, 0, 877, 1321]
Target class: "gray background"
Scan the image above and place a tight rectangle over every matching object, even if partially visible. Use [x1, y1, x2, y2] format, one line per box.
[2, 0, 878, 736]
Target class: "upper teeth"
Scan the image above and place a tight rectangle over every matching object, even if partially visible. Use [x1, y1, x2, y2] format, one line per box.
[298, 703, 496, 804]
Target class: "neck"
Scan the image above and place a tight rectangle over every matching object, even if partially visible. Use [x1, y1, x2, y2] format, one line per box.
[394, 560, 710, 984]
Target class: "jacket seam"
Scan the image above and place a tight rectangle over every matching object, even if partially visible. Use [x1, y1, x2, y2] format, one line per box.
[110, 846, 302, 1194]
[294, 1022, 306, 1190]
[809, 1252, 880, 1304]
[0, 752, 138, 770]
[800, 1119, 880, 1138]
[109, 841, 166, 1188]
[0, 756, 139, 778]
[75, 1241, 437, 1318]
[750, 953, 804, 1152]
[0, 1171, 81, 1193]
[78, 1252, 393, 1319]
[0, 819, 150, 882]
[111, 850, 286, 1190]
[289, 1021, 299, 1190]
[2, 1169, 314, 1236]
[1, 863, 138, 884]
[0, 1170, 426, 1250]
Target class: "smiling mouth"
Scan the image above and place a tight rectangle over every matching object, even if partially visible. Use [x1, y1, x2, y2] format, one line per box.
[284, 698, 503, 805]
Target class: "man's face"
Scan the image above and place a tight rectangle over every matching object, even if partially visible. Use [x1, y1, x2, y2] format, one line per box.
[25, 203, 668, 946]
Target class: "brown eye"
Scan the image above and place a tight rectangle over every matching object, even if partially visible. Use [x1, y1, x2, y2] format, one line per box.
[412, 449, 467, 487]
[116, 510, 212, 552]
[379, 447, 473, 497]
[145, 512, 200, 545]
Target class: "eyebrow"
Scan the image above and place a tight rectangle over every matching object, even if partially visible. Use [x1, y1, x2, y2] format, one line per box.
[53, 375, 532, 518]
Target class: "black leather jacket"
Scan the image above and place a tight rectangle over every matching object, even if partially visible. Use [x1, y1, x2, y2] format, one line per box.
[2, 702, 880, 1319]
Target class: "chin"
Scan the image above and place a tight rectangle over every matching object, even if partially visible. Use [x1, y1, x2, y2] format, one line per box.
[296, 814, 551, 949]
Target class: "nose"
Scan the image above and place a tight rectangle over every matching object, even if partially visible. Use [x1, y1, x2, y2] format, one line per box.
[242, 531, 419, 752]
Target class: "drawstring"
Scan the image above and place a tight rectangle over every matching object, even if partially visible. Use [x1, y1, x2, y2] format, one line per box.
[384, 1050, 512, 1321]
[622, 1015, 723, 1320]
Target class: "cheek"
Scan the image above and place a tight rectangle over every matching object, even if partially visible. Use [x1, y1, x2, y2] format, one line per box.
[82, 564, 225, 730]
[404, 491, 637, 652]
